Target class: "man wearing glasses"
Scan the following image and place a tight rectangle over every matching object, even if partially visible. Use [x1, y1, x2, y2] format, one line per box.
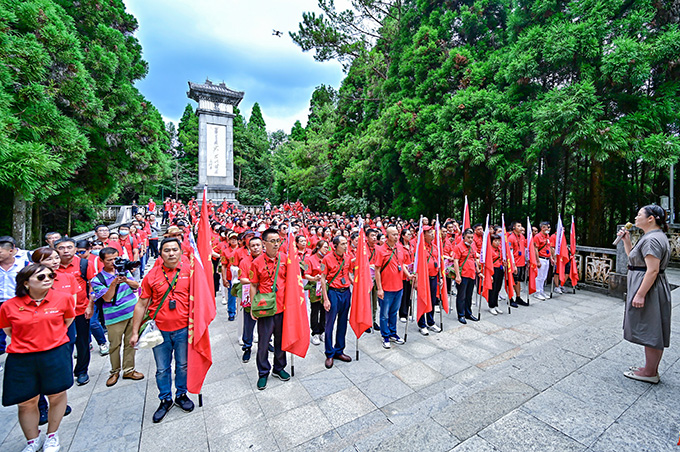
[249, 229, 290, 390]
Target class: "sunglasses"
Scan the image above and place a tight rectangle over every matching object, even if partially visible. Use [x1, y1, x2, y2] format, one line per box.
[36, 273, 57, 281]
[75, 250, 87, 255]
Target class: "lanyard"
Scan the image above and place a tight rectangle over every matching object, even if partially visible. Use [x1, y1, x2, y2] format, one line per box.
[161, 265, 181, 298]
[264, 255, 280, 281]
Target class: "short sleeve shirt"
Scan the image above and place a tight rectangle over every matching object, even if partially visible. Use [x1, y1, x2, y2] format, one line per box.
[140, 264, 191, 331]
[375, 243, 405, 292]
[508, 232, 527, 267]
[250, 253, 287, 314]
[453, 241, 477, 279]
[56, 256, 95, 316]
[0, 290, 75, 353]
[533, 233, 551, 258]
[322, 252, 351, 289]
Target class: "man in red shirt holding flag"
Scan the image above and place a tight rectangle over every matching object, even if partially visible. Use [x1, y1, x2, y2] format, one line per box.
[416, 226, 442, 335]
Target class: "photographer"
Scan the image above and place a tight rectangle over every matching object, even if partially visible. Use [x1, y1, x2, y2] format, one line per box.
[90, 248, 144, 387]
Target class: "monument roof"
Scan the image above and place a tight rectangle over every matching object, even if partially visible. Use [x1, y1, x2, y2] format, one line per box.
[188, 79, 244, 106]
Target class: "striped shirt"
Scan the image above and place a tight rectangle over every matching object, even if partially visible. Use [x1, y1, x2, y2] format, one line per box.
[90, 270, 138, 326]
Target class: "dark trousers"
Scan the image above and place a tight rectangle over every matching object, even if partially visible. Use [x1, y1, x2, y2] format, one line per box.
[242, 311, 256, 350]
[0, 302, 5, 353]
[456, 277, 475, 318]
[399, 280, 412, 318]
[256, 312, 286, 377]
[418, 277, 438, 328]
[212, 259, 220, 296]
[310, 302, 325, 335]
[325, 288, 351, 358]
[162, 211, 169, 224]
[149, 239, 159, 258]
[74, 314, 91, 377]
[489, 267, 504, 308]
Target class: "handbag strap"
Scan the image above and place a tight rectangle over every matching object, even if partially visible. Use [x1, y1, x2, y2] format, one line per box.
[152, 270, 179, 321]
[273, 256, 280, 293]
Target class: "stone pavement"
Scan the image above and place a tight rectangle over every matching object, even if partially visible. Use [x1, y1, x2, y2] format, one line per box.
[2, 274, 680, 452]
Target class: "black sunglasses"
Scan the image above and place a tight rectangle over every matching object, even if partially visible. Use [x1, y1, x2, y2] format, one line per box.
[36, 273, 57, 281]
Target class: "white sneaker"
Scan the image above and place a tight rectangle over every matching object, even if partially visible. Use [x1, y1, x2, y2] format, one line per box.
[221, 297, 228, 305]
[43, 432, 60, 452]
[319, 332, 325, 342]
[488, 307, 498, 315]
[419, 327, 429, 336]
[99, 343, 109, 356]
[496, 306, 504, 314]
[21, 433, 44, 452]
[428, 325, 442, 333]
[238, 338, 244, 346]
[499, 294, 506, 300]
[554, 287, 564, 294]
[311, 335, 320, 345]
[535, 292, 546, 300]
[382, 340, 391, 349]
[434, 305, 441, 313]
[399, 317, 407, 323]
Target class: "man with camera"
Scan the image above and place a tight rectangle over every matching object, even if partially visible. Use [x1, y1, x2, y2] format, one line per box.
[90, 248, 144, 387]
[130, 238, 194, 423]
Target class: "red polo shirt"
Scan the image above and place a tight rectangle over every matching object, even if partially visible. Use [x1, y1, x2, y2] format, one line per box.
[239, 254, 254, 281]
[452, 241, 477, 279]
[533, 233, 551, 258]
[52, 272, 78, 309]
[423, 240, 439, 277]
[473, 234, 483, 252]
[304, 253, 324, 279]
[140, 264, 191, 331]
[56, 256, 95, 316]
[322, 251, 351, 290]
[492, 246, 503, 268]
[508, 232, 527, 267]
[250, 253, 287, 314]
[0, 290, 75, 353]
[401, 243, 414, 281]
[375, 243, 405, 292]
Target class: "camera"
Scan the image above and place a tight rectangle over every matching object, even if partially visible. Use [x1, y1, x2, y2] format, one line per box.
[114, 257, 141, 275]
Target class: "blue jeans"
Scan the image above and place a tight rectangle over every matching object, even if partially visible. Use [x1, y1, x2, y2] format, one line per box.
[89, 304, 107, 346]
[152, 327, 188, 401]
[325, 288, 351, 358]
[379, 289, 403, 339]
[227, 282, 237, 318]
[242, 310, 256, 350]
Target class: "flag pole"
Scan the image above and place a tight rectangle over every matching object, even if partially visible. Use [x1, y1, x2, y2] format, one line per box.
[356, 336, 360, 361]
[506, 267, 511, 314]
[199, 394, 203, 407]
[290, 353, 295, 377]
[404, 282, 415, 342]
[436, 215, 444, 332]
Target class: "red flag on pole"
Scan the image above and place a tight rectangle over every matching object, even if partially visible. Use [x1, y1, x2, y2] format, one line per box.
[350, 223, 373, 338]
[556, 215, 569, 286]
[480, 217, 494, 301]
[282, 230, 310, 358]
[527, 217, 537, 295]
[415, 226, 432, 319]
[463, 196, 471, 232]
[569, 216, 579, 287]
[435, 215, 450, 314]
[187, 187, 216, 394]
[501, 215, 515, 300]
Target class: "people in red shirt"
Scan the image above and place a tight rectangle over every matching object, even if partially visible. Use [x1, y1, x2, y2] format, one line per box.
[237, 236, 262, 363]
[148, 198, 157, 214]
[398, 229, 415, 321]
[249, 229, 289, 389]
[507, 221, 529, 306]
[452, 229, 479, 324]
[321, 235, 353, 368]
[304, 240, 328, 345]
[532, 221, 552, 299]
[375, 227, 412, 347]
[487, 234, 506, 315]
[0, 264, 75, 451]
[54, 238, 95, 386]
[131, 237, 195, 424]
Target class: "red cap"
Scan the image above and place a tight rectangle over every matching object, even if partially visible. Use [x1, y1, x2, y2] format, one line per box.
[422, 225, 433, 231]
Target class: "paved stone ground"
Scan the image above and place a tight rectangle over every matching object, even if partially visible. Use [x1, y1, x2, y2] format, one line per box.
[2, 272, 680, 452]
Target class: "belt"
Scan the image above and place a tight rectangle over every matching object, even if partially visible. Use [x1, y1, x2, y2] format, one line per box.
[429, 276, 437, 281]
[628, 265, 664, 274]
[329, 287, 349, 293]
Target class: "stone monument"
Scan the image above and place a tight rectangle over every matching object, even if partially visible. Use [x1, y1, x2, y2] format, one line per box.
[187, 79, 244, 202]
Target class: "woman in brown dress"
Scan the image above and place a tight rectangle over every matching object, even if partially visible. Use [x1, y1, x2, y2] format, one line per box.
[619, 204, 672, 384]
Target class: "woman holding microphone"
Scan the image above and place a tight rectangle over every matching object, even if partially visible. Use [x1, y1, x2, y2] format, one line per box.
[0, 264, 75, 452]
[618, 205, 672, 384]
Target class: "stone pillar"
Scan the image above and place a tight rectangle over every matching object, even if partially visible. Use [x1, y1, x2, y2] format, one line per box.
[188, 79, 244, 202]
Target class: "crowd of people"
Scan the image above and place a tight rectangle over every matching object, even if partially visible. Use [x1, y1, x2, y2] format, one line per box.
[0, 198, 672, 452]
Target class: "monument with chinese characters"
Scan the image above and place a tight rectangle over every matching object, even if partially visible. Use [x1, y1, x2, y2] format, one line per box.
[187, 79, 244, 202]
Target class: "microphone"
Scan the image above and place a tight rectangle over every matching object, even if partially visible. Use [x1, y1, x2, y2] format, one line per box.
[612, 222, 633, 246]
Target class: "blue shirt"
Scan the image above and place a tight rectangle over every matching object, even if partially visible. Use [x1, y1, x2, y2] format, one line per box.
[0, 257, 30, 303]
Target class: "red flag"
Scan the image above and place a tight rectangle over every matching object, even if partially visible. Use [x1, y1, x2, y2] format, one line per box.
[434, 216, 450, 314]
[350, 224, 372, 338]
[187, 187, 216, 394]
[501, 215, 515, 300]
[480, 221, 494, 301]
[569, 217, 579, 287]
[416, 227, 432, 319]
[527, 217, 537, 295]
[463, 196, 471, 231]
[282, 231, 310, 358]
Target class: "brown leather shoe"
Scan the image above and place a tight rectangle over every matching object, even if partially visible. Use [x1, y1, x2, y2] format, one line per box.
[122, 371, 145, 380]
[106, 373, 119, 387]
[324, 357, 334, 369]
[334, 353, 352, 363]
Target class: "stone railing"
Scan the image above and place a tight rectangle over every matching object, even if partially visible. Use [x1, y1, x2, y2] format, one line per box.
[71, 206, 132, 242]
[240, 205, 264, 214]
[574, 246, 616, 293]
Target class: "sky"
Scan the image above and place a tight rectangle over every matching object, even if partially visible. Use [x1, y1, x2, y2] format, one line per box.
[123, 0, 347, 132]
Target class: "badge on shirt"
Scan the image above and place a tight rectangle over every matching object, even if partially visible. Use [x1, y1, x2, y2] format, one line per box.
[340, 277, 347, 285]
[319, 263, 325, 271]
[397, 265, 402, 272]
[249, 270, 254, 279]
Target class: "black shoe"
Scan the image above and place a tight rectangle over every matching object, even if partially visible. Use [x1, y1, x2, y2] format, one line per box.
[152, 399, 173, 423]
[64, 405, 72, 417]
[516, 297, 529, 306]
[242, 348, 251, 363]
[365, 328, 372, 334]
[373, 322, 380, 331]
[228, 315, 235, 321]
[465, 315, 479, 322]
[39, 407, 48, 426]
[458, 316, 467, 325]
[174, 393, 195, 413]
[510, 301, 519, 308]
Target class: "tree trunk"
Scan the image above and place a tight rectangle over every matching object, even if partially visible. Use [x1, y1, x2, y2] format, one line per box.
[32, 202, 42, 248]
[25, 201, 33, 248]
[12, 191, 27, 249]
[588, 158, 605, 246]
